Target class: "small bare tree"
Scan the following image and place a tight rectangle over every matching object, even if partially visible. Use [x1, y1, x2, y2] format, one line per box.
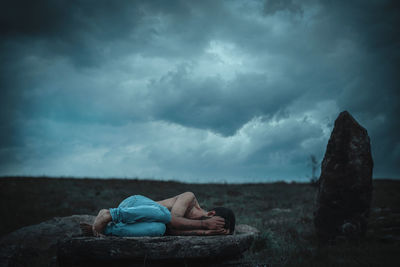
[309, 154, 320, 186]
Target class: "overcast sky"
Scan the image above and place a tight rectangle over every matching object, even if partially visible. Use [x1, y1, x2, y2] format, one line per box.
[1, 0, 399, 182]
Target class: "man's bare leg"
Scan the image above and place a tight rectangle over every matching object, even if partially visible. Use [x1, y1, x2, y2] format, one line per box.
[80, 209, 112, 237]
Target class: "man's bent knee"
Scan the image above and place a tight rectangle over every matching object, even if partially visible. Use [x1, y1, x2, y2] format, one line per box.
[182, 192, 195, 199]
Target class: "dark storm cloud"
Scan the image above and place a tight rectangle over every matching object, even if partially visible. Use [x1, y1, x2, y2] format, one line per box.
[0, 0, 399, 180]
[308, 0, 400, 177]
[263, 0, 303, 15]
[147, 64, 301, 135]
[1, 0, 141, 66]
[0, 0, 228, 65]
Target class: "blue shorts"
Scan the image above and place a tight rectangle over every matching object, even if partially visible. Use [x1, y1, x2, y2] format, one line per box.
[104, 195, 171, 237]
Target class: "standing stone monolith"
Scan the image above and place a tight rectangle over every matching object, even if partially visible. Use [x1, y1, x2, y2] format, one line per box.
[314, 111, 373, 242]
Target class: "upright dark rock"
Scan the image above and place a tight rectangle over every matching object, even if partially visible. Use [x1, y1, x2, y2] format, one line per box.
[314, 111, 373, 242]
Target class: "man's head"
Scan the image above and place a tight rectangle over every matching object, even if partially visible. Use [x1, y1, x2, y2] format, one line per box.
[185, 202, 235, 234]
[206, 207, 236, 234]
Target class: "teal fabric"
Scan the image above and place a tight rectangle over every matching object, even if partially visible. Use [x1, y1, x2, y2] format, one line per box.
[104, 195, 171, 237]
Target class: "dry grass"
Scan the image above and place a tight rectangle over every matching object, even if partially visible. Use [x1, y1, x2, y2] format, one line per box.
[0, 177, 399, 266]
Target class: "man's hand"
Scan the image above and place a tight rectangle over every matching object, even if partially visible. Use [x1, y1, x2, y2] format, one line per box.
[203, 216, 225, 230]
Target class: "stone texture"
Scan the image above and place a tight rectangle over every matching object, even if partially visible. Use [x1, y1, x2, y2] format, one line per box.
[0, 215, 258, 267]
[57, 224, 258, 266]
[314, 111, 373, 241]
[0, 215, 95, 267]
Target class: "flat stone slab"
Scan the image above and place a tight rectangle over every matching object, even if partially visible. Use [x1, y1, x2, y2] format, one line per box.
[57, 224, 259, 265]
[0, 215, 258, 266]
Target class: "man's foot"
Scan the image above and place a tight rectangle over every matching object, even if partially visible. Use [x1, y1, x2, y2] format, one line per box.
[80, 209, 112, 237]
[92, 209, 112, 236]
[80, 223, 96, 236]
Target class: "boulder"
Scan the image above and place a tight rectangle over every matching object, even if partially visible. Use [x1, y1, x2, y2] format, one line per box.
[0, 215, 95, 267]
[314, 111, 373, 242]
[57, 224, 258, 266]
[0, 215, 258, 267]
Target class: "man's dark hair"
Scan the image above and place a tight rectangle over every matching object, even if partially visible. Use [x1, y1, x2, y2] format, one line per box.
[212, 207, 236, 234]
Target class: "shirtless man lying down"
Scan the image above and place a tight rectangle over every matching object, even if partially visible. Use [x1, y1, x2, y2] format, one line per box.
[80, 192, 235, 237]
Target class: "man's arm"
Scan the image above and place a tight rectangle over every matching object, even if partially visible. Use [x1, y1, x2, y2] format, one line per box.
[157, 192, 198, 216]
[168, 215, 225, 230]
[170, 192, 197, 217]
[165, 192, 225, 231]
[167, 228, 229, 236]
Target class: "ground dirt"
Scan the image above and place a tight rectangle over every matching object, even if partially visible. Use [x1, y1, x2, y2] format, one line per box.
[0, 177, 399, 266]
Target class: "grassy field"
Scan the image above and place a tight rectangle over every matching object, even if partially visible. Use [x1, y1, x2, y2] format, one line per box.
[0, 177, 399, 266]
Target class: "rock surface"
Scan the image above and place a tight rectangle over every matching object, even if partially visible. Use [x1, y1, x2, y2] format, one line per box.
[0, 215, 95, 267]
[58, 224, 258, 266]
[314, 111, 373, 241]
[0, 215, 258, 267]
